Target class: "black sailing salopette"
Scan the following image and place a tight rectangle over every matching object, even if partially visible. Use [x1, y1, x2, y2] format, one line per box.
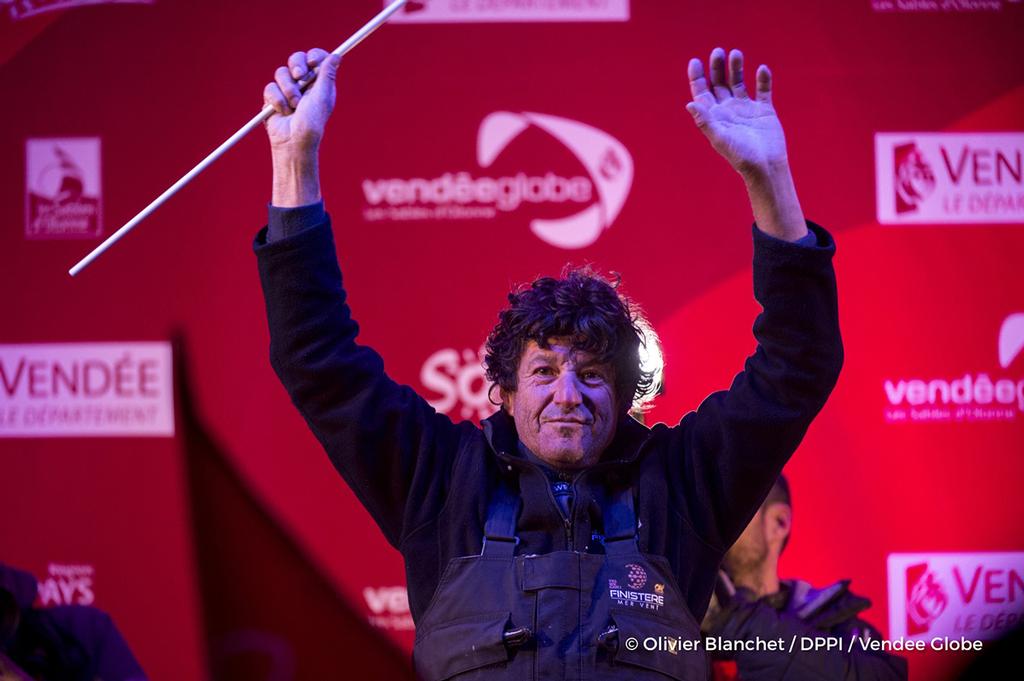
[68, 0, 409, 277]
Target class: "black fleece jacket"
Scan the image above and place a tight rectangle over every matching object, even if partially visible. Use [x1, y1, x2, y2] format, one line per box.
[253, 213, 843, 626]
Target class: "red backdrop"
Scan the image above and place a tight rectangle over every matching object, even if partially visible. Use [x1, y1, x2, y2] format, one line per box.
[2, 1, 1022, 679]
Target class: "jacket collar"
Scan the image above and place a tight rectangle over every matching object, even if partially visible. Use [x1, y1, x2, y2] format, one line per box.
[773, 578, 870, 623]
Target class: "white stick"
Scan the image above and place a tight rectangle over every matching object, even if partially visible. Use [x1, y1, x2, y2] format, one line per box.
[69, 0, 409, 277]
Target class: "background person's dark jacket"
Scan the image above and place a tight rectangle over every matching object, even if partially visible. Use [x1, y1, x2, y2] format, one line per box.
[0, 563, 146, 681]
[703, 577, 908, 681]
[253, 211, 844, 630]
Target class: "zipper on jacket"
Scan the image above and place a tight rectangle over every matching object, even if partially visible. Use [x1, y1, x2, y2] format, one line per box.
[565, 483, 576, 552]
[538, 468, 573, 550]
[516, 461, 575, 551]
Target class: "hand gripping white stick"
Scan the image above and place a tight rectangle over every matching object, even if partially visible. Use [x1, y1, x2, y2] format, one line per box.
[69, 0, 408, 277]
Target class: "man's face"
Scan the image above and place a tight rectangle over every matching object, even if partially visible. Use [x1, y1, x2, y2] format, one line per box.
[503, 338, 619, 470]
[723, 508, 770, 576]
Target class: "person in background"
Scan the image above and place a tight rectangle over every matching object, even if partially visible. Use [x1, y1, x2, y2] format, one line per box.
[0, 563, 146, 681]
[702, 476, 908, 680]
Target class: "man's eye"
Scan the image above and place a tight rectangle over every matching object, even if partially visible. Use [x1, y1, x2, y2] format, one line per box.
[582, 370, 606, 382]
[535, 367, 554, 376]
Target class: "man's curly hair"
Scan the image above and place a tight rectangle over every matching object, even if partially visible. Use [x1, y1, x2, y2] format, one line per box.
[484, 266, 658, 412]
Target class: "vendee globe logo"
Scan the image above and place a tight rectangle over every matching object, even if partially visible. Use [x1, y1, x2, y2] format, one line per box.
[360, 112, 634, 249]
[882, 312, 1024, 423]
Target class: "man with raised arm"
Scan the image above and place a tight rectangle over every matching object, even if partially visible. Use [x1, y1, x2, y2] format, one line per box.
[254, 46, 843, 679]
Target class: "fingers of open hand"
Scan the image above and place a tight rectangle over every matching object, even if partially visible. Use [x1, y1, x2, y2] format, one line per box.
[690, 47, 761, 104]
[756, 64, 772, 104]
[728, 49, 749, 99]
[687, 58, 716, 108]
[709, 47, 732, 101]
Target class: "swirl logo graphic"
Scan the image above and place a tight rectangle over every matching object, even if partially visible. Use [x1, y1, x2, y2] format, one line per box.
[625, 563, 647, 590]
[998, 313, 1024, 369]
[478, 112, 634, 249]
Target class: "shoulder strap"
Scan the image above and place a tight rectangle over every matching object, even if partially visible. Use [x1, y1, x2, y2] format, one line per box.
[482, 476, 520, 557]
[602, 484, 638, 556]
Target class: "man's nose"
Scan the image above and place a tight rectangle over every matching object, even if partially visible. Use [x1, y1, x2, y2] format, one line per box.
[552, 372, 583, 407]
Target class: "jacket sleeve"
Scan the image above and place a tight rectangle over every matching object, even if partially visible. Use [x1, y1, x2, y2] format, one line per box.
[706, 601, 908, 681]
[43, 606, 149, 681]
[253, 214, 466, 549]
[670, 221, 844, 550]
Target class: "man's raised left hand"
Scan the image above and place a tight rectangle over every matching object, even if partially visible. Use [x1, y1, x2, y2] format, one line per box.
[686, 47, 789, 178]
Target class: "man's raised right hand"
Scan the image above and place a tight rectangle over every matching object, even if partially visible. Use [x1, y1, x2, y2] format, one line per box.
[264, 48, 339, 206]
[263, 48, 340, 155]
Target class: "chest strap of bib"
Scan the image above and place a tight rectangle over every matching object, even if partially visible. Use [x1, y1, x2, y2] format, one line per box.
[482, 477, 521, 558]
[603, 484, 639, 557]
